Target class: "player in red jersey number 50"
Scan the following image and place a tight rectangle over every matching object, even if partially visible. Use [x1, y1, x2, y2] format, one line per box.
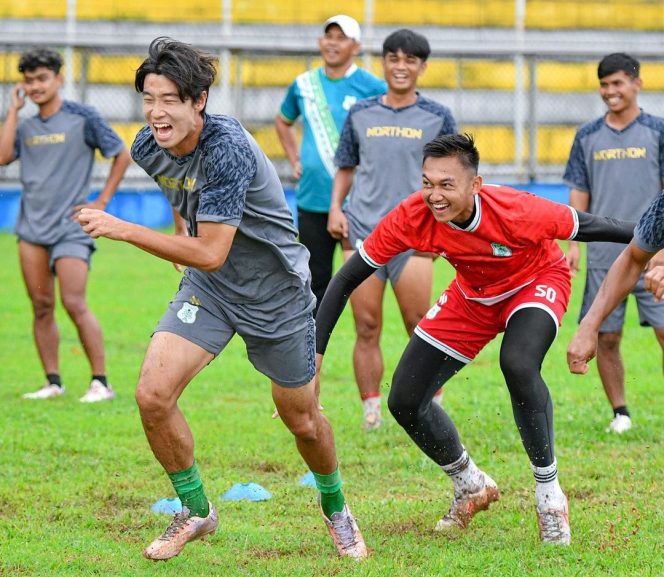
[315, 133, 635, 546]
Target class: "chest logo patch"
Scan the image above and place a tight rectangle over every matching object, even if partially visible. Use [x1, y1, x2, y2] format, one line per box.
[177, 302, 199, 324]
[491, 242, 512, 257]
[342, 95, 357, 111]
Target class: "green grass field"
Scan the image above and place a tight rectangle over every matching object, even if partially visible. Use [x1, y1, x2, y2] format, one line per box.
[0, 232, 662, 576]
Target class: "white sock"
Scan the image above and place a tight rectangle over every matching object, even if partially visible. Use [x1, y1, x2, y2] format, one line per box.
[532, 460, 566, 511]
[442, 449, 485, 495]
[362, 396, 381, 417]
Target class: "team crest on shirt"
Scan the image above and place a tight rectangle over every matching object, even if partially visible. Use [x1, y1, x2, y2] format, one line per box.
[177, 301, 199, 324]
[343, 95, 358, 111]
[491, 242, 512, 257]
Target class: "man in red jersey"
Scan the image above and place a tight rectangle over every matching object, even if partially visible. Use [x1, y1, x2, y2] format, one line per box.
[315, 133, 634, 546]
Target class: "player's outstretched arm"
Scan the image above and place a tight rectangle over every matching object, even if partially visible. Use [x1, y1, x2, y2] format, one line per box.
[572, 211, 634, 243]
[567, 241, 654, 374]
[77, 208, 236, 272]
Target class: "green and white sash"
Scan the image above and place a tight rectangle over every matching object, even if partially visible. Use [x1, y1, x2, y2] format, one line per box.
[297, 67, 350, 178]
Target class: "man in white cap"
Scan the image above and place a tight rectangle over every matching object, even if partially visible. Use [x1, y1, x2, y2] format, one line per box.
[276, 15, 385, 317]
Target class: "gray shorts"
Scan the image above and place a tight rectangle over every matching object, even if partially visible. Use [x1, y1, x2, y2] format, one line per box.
[155, 276, 316, 388]
[347, 228, 414, 287]
[48, 239, 95, 271]
[580, 267, 664, 332]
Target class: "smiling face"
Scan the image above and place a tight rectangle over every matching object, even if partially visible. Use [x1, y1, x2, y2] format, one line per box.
[22, 66, 62, 107]
[382, 49, 427, 95]
[599, 70, 641, 116]
[142, 73, 206, 156]
[319, 24, 359, 72]
[421, 155, 482, 224]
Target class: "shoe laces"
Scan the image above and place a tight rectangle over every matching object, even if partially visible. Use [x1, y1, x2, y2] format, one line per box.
[330, 510, 359, 552]
[159, 510, 192, 541]
[539, 509, 567, 540]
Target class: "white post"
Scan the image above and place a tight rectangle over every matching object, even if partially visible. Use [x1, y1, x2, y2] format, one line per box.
[363, 0, 374, 70]
[513, 0, 526, 181]
[218, 0, 233, 115]
[64, 0, 77, 101]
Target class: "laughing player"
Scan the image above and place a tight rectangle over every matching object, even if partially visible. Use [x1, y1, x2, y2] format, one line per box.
[315, 133, 635, 545]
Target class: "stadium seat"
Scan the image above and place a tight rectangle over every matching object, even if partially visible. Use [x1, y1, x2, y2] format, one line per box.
[526, 1, 664, 31]
[2, 0, 663, 30]
[0, 53, 22, 83]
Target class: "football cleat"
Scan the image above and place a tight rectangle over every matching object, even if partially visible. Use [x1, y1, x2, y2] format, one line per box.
[22, 384, 65, 400]
[320, 502, 368, 559]
[79, 379, 115, 403]
[606, 414, 631, 434]
[435, 472, 500, 531]
[362, 409, 382, 431]
[144, 502, 218, 561]
[537, 496, 571, 545]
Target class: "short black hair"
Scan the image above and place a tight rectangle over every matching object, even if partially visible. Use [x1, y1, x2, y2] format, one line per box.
[422, 133, 479, 174]
[18, 48, 63, 74]
[598, 53, 640, 79]
[135, 37, 217, 113]
[382, 29, 430, 61]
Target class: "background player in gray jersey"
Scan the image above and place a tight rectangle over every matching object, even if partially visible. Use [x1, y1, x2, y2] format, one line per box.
[275, 15, 385, 318]
[0, 47, 130, 402]
[77, 37, 368, 561]
[563, 52, 664, 433]
[328, 29, 457, 430]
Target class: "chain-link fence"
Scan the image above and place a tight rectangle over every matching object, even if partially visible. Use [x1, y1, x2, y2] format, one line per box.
[2, 0, 664, 187]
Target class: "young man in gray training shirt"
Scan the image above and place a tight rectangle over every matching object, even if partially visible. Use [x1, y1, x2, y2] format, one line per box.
[0, 47, 130, 402]
[328, 29, 457, 430]
[77, 37, 368, 561]
[563, 52, 664, 433]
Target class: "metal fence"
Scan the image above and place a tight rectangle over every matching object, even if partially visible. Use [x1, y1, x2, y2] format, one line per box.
[2, 1, 664, 186]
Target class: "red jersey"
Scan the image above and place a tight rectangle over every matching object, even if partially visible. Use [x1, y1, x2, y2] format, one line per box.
[360, 184, 578, 304]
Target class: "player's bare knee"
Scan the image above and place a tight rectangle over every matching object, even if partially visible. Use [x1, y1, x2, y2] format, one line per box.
[31, 295, 55, 319]
[283, 411, 319, 441]
[61, 295, 88, 321]
[598, 332, 621, 352]
[355, 317, 381, 342]
[135, 381, 174, 419]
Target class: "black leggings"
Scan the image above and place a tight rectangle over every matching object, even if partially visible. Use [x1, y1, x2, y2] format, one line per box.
[388, 307, 557, 468]
[297, 209, 339, 318]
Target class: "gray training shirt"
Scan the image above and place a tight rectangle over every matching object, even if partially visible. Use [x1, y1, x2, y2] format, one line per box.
[131, 114, 314, 311]
[334, 94, 457, 241]
[563, 112, 664, 268]
[13, 100, 125, 245]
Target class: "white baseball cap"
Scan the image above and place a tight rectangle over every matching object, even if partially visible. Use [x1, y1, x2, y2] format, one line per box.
[324, 15, 361, 42]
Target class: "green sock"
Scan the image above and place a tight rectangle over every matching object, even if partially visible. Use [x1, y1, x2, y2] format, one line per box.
[313, 467, 345, 518]
[168, 460, 210, 518]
